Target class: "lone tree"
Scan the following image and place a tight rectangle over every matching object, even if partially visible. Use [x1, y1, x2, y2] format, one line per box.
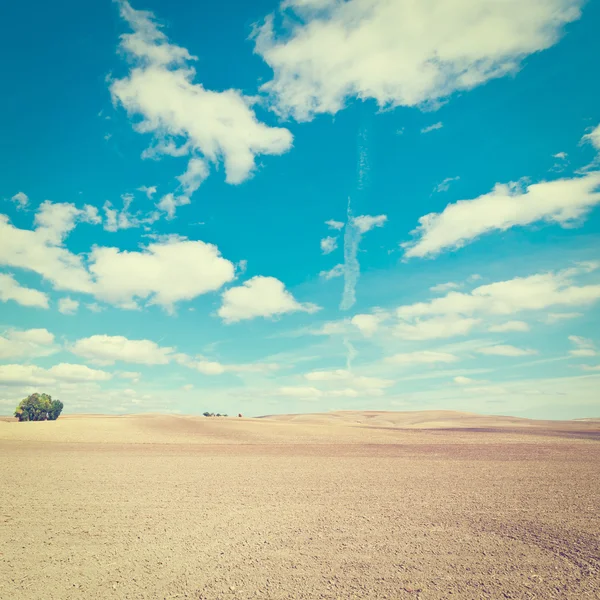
[14, 393, 63, 422]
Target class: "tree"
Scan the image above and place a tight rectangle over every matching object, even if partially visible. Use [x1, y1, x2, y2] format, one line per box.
[14, 393, 63, 422]
[48, 399, 64, 421]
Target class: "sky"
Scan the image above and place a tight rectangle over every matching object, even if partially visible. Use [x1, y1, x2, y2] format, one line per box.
[1, 0, 600, 419]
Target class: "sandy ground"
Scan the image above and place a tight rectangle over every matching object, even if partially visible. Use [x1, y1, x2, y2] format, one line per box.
[1, 412, 599, 599]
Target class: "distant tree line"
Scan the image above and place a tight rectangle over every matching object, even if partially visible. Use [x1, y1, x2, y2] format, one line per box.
[14, 393, 64, 422]
[203, 412, 228, 417]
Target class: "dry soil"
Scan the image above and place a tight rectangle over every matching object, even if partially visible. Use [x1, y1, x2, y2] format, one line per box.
[1, 411, 599, 599]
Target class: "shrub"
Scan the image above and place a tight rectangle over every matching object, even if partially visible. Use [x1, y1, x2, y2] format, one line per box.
[14, 393, 63, 422]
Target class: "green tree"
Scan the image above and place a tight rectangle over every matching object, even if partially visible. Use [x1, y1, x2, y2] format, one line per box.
[14, 393, 62, 422]
[48, 399, 64, 420]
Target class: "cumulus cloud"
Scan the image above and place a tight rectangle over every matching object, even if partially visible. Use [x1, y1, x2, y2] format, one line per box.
[421, 122, 443, 134]
[320, 236, 338, 255]
[304, 368, 393, 390]
[319, 264, 344, 280]
[278, 386, 324, 400]
[111, 1, 292, 187]
[384, 351, 458, 366]
[403, 171, 600, 258]
[396, 265, 600, 320]
[488, 320, 530, 332]
[58, 297, 79, 315]
[453, 375, 479, 385]
[568, 335, 596, 357]
[478, 344, 537, 357]
[70, 334, 175, 365]
[35, 200, 101, 244]
[0, 363, 111, 386]
[138, 185, 157, 199]
[119, 371, 141, 382]
[0, 273, 49, 308]
[350, 313, 383, 337]
[582, 123, 600, 152]
[103, 194, 155, 232]
[325, 219, 344, 230]
[155, 193, 191, 220]
[10, 191, 29, 208]
[253, 0, 582, 121]
[177, 157, 209, 196]
[176, 353, 279, 376]
[0, 328, 57, 360]
[430, 281, 460, 294]
[353, 214, 387, 233]
[395, 315, 481, 340]
[0, 206, 95, 294]
[433, 176, 459, 193]
[218, 276, 320, 323]
[88, 238, 236, 312]
[545, 312, 583, 323]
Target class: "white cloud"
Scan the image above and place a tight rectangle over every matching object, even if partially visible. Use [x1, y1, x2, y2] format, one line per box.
[89, 237, 235, 311]
[0, 208, 94, 294]
[353, 214, 387, 233]
[47, 363, 113, 382]
[182, 384, 194, 391]
[384, 350, 458, 366]
[70, 334, 175, 365]
[5, 208, 237, 314]
[192, 360, 227, 375]
[138, 185, 157, 199]
[218, 276, 320, 323]
[340, 208, 387, 310]
[421, 122, 443, 134]
[403, 171, 600, 258]
[119, 371, 141, 382]
[545, 312, 583, 323]
[326, 219, 344, 230]
[320, 236, 338, 254]
[58, 297, 79, 315]
[430, 281, 460, 294]
[155, 193, 190, 220]
[111, 1, 292, 186]
[0, 328, 56, 360]
[0, 363, 111, 386]
[176, 354, 279, 376]
[433, 176, 459, 193]
[553, 152, 568, 159]
[453, 376, 482, 385]
[478, 344, 537, 357]
[396, 266, 600, 320]
[254, 0, 582, 121]
[86, 302, 104, 313]
[350, 313, 383, 337]
[35, 200, 100, 244]
[319, 264, 344, 280]
[396, 315, 481, 340]
[0, 273, 49, 308]
[582, 124, 600, 152]
[568, 335, 596, 357]
[177, 157, 209, 196]
[304, 368, 393, 390]
[488, 320, 530, 332]
[278, 385, 323, 399]
[102, 194, 154, 232]
[581, 364, 600, 372]
[10, 191, 29, 208]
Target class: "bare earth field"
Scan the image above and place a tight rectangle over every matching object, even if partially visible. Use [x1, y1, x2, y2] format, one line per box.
[1, 411, 599, 599]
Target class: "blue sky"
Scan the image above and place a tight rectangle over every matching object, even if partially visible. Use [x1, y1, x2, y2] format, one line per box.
[1, 0, 600, 419]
